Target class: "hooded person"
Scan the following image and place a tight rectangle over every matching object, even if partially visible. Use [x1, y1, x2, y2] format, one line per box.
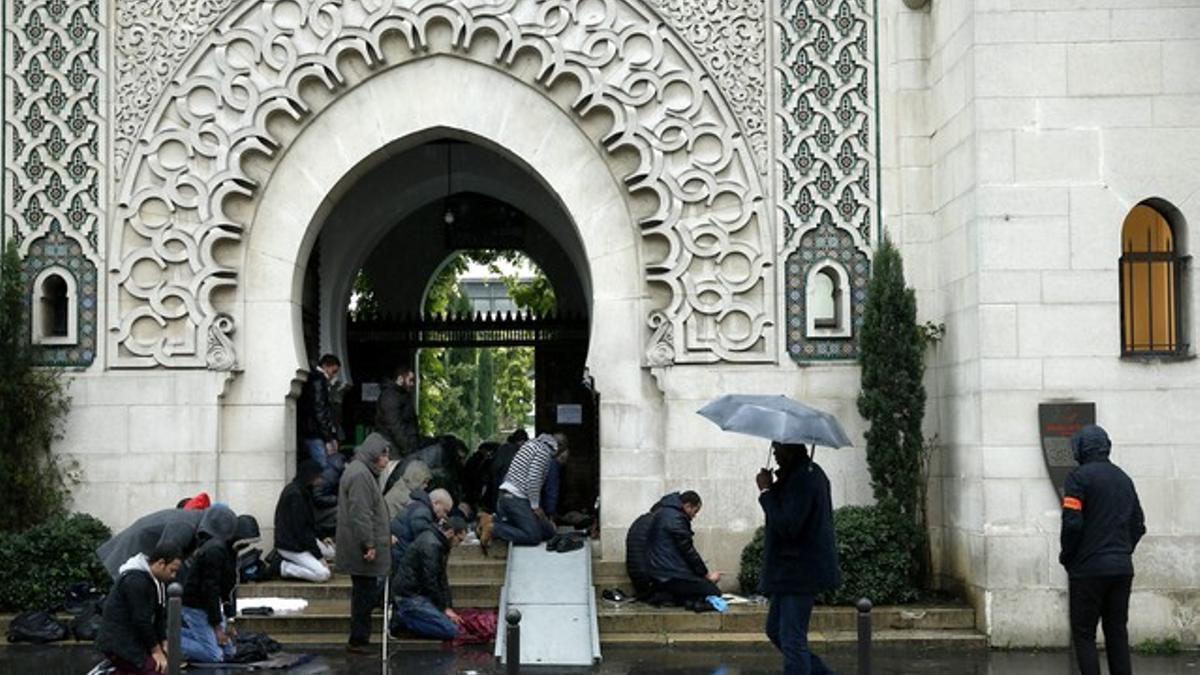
[96, 544, 184, 674]
[98, 508, 206, 579]
[274, 459, 333, 583]
[336, 432, 393, 652]
[1060, 425, 1146, 675]
[382, 459, 433, 518]
[180, 505, 239, 664]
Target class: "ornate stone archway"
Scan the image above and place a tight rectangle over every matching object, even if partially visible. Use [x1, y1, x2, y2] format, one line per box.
[108, 0, 774, 370]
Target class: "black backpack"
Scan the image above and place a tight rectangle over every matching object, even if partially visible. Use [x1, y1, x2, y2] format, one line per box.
[6, 610, 68, 644]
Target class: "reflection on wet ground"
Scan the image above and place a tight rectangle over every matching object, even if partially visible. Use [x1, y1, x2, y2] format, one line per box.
[3, 643, 1197, 674]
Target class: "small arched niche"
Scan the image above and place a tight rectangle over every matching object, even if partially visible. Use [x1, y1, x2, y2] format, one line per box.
[806, 260, 852, 339]
[32, 267, 77, 345]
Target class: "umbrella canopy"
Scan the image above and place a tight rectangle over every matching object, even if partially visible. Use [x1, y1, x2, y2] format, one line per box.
[697, 394, 853, 448]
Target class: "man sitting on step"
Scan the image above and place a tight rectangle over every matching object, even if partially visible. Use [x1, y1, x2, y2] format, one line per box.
[493, 432, 568, 545]
[645, 490, 722, 608]
[389, 516, 468, 640]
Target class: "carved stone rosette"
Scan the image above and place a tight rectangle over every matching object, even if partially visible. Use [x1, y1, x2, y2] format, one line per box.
[109, 0, 774, 369]
[776, 0, 876, 361]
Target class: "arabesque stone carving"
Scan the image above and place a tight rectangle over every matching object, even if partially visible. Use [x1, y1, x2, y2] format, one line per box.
[110, 0, 774, 368]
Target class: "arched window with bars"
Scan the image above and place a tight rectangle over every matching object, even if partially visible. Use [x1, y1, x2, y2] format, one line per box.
[1120, 201, 1188, 356]
[32, 268, 78, 346]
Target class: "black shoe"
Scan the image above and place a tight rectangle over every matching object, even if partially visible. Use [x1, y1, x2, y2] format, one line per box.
[557, 535, 585, 553]
[346, 643, 374, 655]
[265, 549, 282, 579]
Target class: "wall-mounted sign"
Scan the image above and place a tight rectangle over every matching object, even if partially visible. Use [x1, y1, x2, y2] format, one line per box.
[556, 404, 583, 425]
[1039, 402, 1095, 497]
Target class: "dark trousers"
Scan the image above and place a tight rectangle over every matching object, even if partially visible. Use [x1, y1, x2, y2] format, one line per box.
[652, 575, 721, 605]
[1070, 574, 1133, 675]
[493, 494, 555, 545]
[349, 574, 381, 646]
[766, 594, 833, 675]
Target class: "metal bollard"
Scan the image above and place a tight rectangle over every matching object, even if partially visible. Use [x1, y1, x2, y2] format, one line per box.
[856, 597, 872, 675]
[505, 609, 522, 675]
[167, 582, 183, 675]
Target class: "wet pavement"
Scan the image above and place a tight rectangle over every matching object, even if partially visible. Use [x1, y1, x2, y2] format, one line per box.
[2, 643, 1197, 674]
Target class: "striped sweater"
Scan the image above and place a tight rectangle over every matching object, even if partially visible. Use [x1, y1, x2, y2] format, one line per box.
[499, 434, 558, 510]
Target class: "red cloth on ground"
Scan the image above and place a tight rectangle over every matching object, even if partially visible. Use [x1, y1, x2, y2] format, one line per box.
[450, 609, 497, 646]
[182, 492, 211, 510]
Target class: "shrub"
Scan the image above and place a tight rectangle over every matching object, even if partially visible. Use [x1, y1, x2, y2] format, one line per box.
[0, 513, 112, 611]
[737, 505, 918, 605]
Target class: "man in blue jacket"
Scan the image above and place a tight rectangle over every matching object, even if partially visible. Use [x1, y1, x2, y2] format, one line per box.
[1060, 425, 1145, 675]
[756, 442, 840, 675]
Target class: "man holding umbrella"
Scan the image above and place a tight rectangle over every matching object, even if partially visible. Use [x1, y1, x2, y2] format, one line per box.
[697, 394, 847, 675]
[757, 442, 840, 675]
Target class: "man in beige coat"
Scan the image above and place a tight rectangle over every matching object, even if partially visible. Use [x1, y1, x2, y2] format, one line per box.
[336, 432, 392, 653]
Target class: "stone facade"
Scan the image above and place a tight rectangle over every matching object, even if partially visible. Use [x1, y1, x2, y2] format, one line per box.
[2, 0, 1198, 648]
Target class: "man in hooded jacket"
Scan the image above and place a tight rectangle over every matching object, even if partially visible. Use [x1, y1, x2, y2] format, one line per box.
[96, 543, 183, 675]
[274, 460, 333, 582]
[180, 505, 239, 663]
[1060, 425, 1145, 675]
[336, 432, 393, 653]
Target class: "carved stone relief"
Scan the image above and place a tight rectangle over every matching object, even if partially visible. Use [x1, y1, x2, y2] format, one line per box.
[4, 0, 105, 367]
[645, 0, 768, 172]
[777, 0, 875, 361]
[110, 0, 774, 369]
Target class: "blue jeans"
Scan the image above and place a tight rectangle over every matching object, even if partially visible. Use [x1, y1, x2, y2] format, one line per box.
[493, 494, 555, 545]
[392, 596, 459, 640]
[304, 437, 329, 470]
[766, 594, 833, 675]
[180, 606, 235, 663]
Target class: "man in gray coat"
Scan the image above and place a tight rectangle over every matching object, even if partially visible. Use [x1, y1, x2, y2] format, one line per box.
[336, 432, 392, 653]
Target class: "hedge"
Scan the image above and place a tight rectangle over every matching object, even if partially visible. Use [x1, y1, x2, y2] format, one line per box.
[0, 513, 112, 611]
[738, 504, 919, 605]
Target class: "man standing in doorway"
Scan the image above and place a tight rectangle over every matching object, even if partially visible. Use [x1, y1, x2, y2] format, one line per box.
[493, 432, 566, 545]
[756, 442, 839, 675]
[336, 432, 393, 654]
[376, 365, 419, 457]
[299, 354, 342, 469]
[1060, 425, 1145, 675]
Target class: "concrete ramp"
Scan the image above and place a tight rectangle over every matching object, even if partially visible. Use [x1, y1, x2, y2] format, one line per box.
[494, 542, 601, 666]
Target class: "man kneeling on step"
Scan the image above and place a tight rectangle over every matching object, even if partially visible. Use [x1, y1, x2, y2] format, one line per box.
[389, 516, 468, 640]
[646, 490, 722, 608]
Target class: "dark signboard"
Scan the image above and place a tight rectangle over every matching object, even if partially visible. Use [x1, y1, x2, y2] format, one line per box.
[1039, 402, 1096, 497]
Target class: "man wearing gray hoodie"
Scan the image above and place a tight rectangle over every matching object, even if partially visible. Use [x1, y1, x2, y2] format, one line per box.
[336, 432, 393, 653]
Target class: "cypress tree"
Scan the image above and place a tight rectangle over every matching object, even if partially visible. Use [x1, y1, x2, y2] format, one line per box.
[857, 236, 926, 522]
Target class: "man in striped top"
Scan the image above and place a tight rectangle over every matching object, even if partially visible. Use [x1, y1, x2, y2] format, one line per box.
[493, 432, 568, 545]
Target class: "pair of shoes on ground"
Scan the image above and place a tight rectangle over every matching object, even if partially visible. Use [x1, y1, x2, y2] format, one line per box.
[601, 588, 629, 602]
[545, 532, 586, 553]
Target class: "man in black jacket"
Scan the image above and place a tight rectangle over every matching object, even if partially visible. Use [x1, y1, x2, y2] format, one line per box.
[275, 459, 333, 582]
[376, 365, 419, 456]
[1060, 425, 1145, 675]
[756, 442, 839, 675]
[299, 354, 342, 469]
[625, 495, 669, 599]
[96, 543, 183, 674]
[645, 491, 721, 607]
[389, 517, 468, 640]
[180, 506, 238, 663]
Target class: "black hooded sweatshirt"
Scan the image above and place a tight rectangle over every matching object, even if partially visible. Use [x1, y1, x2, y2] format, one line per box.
[1059, 425, 1146, 579]
[275, 461, 324, 558]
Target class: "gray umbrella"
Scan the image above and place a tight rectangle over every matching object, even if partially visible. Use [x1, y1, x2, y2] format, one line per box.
[697, 394, 853, 449]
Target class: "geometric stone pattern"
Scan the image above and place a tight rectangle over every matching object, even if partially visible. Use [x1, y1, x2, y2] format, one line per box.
[776, 0, 875, 361]
[644, 0, 768, 172]
[112, 0, 237, 173]
[110, 0, 773, 368]
[4, 0, 106, 368]
[21, 223, 99, 366]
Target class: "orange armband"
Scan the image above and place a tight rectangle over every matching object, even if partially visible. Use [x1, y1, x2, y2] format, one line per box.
[1062, 496, 1082, 511]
